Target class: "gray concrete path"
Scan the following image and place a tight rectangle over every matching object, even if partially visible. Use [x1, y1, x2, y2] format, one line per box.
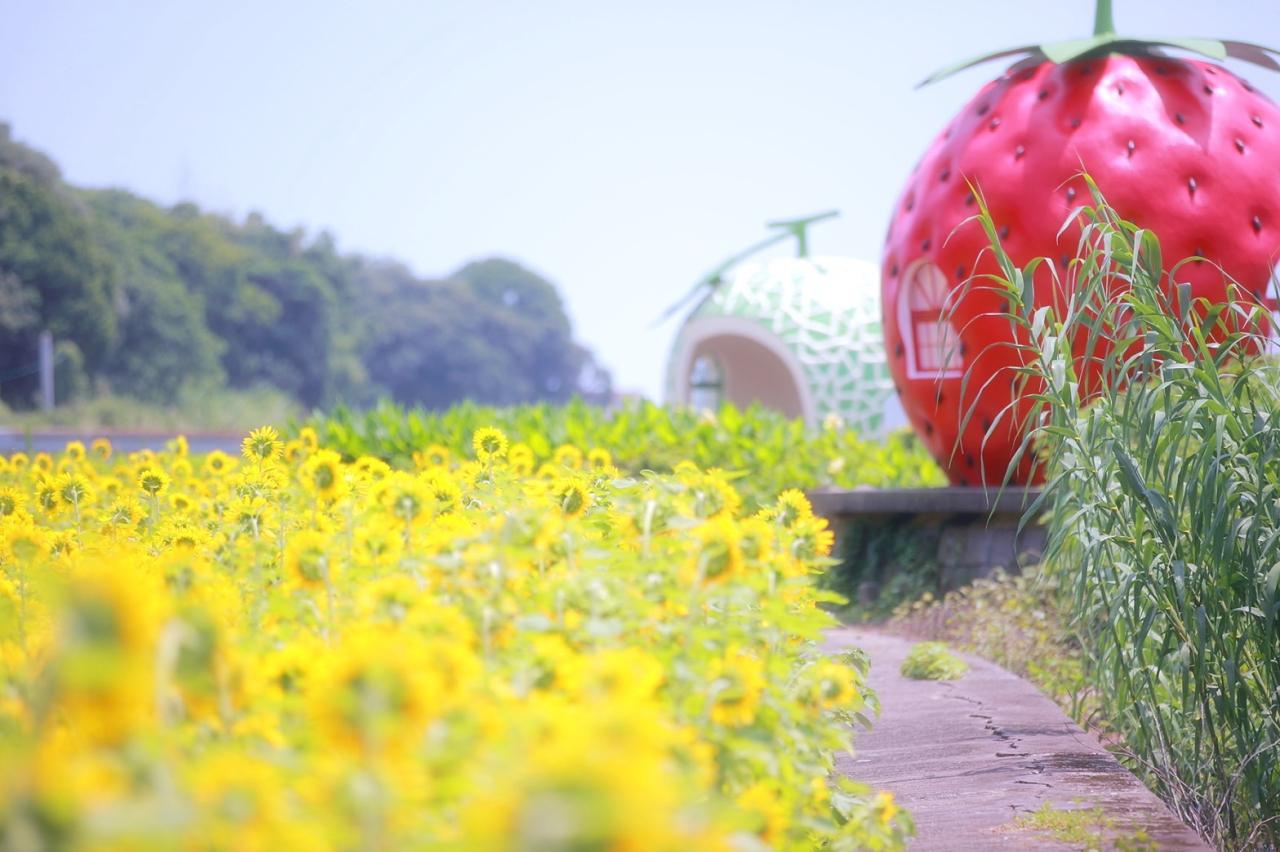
[828, 629, 1208, 851]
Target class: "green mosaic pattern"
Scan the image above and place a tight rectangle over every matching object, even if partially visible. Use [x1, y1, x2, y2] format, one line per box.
[666, 257, 899, 434]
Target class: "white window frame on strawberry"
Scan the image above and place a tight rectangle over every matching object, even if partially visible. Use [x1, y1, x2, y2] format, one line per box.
[1266, 261, 1280, 355]
[898, 260, 964, 381]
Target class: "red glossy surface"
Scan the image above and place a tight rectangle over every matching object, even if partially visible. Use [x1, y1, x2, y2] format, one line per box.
[883, 55, 1280, 485]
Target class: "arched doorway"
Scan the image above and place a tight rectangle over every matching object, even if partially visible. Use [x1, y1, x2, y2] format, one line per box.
[680, 327, 798, 417]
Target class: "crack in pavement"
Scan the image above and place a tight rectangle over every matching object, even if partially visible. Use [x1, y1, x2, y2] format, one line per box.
[827, 628, 1209, 850]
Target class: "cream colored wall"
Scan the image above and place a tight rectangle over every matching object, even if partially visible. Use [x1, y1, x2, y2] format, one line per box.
[688, 335, 804, 419]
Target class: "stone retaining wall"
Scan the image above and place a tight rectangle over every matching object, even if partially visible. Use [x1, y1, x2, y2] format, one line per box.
[808, 487, 1047, 595]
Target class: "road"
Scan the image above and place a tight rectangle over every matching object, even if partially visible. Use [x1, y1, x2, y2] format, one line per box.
[0, 429, 243, 456]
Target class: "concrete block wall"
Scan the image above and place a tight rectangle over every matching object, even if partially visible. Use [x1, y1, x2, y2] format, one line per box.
[808, 487, 1046, 600]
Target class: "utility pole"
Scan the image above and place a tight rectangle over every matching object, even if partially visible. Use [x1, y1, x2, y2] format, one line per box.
[38, 330, 53, 411]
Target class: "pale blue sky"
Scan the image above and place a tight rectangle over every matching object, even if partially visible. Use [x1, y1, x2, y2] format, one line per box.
[3, 0, 1279, 399]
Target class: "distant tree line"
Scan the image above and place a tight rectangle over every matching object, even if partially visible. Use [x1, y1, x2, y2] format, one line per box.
[0, 122, 612, 412]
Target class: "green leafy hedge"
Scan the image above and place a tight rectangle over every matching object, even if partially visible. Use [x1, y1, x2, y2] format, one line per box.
[304, 399, 945, 511]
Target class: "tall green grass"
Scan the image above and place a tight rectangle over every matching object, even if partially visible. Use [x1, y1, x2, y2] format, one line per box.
[974, 179, 1279, 848]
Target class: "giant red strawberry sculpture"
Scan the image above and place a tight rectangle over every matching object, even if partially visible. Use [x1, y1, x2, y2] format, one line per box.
[883, 0, 1280, 485]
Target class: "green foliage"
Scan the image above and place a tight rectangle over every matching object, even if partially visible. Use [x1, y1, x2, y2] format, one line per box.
[0, 125, 609, 413]
[827, 521, 941, 622]
[976, 181, 1280, 847]
[899, 642, 968, 680]
[304, 398, 946, 510]
[0, 122, 60, 183]
[80, 190, 227, 401]
[352, 259, 610, 411]
[0, 127, 116, 406]
[51, 339, 89, 404]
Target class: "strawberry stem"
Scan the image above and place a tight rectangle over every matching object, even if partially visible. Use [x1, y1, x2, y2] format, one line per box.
[1093, 0, 1116, 37]
[920, 6, 1280, 89]
[653, 211, 840, 325]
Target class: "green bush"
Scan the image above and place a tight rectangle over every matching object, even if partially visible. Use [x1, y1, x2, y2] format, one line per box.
[826, 520, 941, 622]
[900, 642, 968, 681]
[304, 398, 945, 511]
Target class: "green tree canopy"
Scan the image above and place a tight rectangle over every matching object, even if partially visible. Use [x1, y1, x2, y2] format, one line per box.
[0, 124, 611, 412]
[0, 126, 116, 405]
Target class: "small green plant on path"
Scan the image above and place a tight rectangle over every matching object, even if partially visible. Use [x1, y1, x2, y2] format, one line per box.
[900, 642, 969, 680]
[1006, 802, 1156, 851]
[890, 568, 1096, 724]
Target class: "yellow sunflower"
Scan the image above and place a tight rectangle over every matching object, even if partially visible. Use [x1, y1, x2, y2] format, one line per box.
[138, 466, 170, 497]
[241, 426, 283, 465]
[552, 476, 591, 519]
[301, 449, 346, 503]
[284, 529, 333, 590]
[708, 647, 766, 728]
[472, 427, 509, 462]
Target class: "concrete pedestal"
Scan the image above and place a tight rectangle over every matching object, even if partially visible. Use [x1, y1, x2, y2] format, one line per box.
[807, 487, 1047, 593]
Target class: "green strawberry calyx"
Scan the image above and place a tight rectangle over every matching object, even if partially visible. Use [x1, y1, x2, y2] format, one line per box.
[919, 0, 1280, 87]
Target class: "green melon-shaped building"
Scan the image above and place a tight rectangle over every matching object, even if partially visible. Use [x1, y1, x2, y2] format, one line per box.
[665, 256, 905, 435]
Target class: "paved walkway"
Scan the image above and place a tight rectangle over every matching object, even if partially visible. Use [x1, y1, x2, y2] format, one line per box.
[827, 629, 1208, 850]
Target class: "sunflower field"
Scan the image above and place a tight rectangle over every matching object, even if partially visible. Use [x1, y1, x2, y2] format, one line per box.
[0, 425, 911, 850]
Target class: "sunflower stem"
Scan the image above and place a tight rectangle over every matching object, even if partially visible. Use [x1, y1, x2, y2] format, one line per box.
[1093, 0, 1115, 37]
[324, 565, 335, 646]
